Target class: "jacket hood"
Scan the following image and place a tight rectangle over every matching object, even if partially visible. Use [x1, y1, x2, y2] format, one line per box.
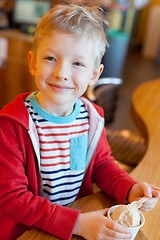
[0, 93, 32, 130]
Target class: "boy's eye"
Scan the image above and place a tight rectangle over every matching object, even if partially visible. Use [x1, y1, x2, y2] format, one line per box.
[73, 62, 84, 67]
[45, 57, 56, 62]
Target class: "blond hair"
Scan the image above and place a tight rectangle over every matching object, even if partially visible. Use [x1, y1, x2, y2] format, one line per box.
[33, 3, 109, 66]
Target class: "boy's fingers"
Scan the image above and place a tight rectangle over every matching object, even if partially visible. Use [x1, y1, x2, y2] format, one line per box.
[105, 217, 130, 233]
[97, 208, 109, 215]
[149, 184, 160, 191]
[140, 197, 159, 211]
[152, 190, 160, 198]
[103, 226, 132, 239]
[150, 184, 160, 197]
[134, 182, 151, 198]
[142, 182, 152, 197]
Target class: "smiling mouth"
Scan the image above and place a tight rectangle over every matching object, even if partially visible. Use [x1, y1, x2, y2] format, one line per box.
[49, 83, 74, 91]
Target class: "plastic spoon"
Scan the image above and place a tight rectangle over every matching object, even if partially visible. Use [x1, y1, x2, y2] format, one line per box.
[130, 197, 149, 209]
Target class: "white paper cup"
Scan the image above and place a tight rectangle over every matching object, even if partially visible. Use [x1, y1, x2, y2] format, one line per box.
[107, 205, 145, 240]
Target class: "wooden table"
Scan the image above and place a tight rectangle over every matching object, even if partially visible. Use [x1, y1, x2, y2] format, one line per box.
[129, 78, 160, 240]
[18, 79, 160, 240]
[18, 191, 147, 240]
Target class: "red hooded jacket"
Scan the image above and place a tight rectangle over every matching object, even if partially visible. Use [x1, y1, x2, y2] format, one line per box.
[0, 93, 136, 240]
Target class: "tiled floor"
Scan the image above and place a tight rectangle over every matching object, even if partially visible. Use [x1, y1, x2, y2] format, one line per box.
[108, 47, 160, 132]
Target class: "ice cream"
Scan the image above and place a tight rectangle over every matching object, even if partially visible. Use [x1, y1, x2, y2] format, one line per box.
[108, 204, 145, 240]
[110, 204, 141, 228]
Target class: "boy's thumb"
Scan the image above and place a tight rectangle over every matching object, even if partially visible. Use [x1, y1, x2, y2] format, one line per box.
[98, 208, 109, 216]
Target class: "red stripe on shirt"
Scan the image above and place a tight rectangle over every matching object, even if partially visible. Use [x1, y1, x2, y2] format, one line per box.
[36, 122, 88, 129]
[39, 140, 69, 144]
[41, 161, 70, 167]
[41, 154, 70, 159]
[40, 147, 70, 152]
[39, 129, 88, 137]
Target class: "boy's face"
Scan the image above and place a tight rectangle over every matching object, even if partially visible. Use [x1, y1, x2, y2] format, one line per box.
[29, 31, 103, 116]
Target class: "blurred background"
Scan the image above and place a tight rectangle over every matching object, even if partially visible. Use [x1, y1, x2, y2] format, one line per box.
[0, 0, 160, 133]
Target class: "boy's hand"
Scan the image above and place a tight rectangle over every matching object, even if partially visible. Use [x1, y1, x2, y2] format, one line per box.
[127, 182, 160, 212]
[73, 209, 132, 239]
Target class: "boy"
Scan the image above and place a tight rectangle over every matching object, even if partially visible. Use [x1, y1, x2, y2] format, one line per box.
[0, 3, 159, 240]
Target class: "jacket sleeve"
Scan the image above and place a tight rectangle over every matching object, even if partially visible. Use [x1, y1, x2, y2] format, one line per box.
[92, 126, 137, 204]
[0, 118, 80, 240]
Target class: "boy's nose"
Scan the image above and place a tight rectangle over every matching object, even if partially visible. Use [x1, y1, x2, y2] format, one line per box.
[53, 62, 69, 81]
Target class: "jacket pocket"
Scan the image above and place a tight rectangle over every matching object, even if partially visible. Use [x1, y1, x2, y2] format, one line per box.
[70, 135, 88, 171]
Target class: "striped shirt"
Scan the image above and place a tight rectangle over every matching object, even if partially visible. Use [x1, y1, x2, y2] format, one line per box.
[24, 92, 89, 206]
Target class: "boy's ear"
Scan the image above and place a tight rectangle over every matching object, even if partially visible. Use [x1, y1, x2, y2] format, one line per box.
[89, 64, 104, 86]
[28, 51, 36, 76]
